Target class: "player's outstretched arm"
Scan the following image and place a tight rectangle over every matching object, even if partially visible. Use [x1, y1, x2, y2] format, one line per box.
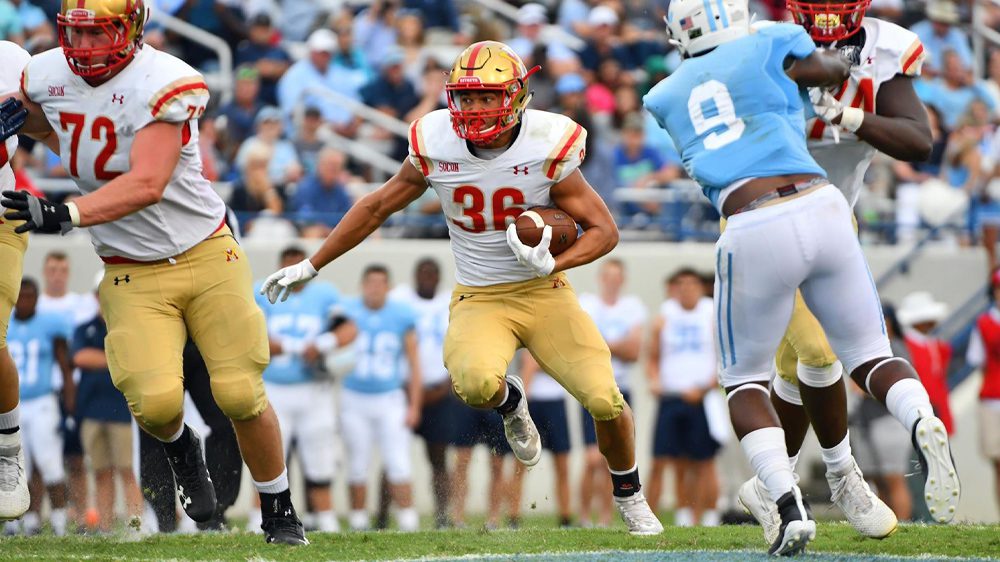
[261, 160, 427, 303]
[786, 49, 852, 89]
[548, 169, 619, 274]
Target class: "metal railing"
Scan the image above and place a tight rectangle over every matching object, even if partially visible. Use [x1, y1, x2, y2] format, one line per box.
[149, 10, 234, 106]
[301, 87, 411, 139]
[972, 0, 1000, 79]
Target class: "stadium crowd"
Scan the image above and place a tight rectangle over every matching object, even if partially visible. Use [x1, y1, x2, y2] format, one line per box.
[4, 249, 998, 535]
[3, 0, 1000, 250]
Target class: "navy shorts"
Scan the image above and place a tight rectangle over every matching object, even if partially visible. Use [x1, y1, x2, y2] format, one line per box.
[451, 401, 511, 455]
[415, 389, 455, 445]
[528, 399, 570, 454]
[582, 391, 631, 445]
[60, 402, 84, 457]
[653, 396, 720, 460]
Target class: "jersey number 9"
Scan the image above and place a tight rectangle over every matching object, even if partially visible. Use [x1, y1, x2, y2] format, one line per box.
[687, 80, 745, 150]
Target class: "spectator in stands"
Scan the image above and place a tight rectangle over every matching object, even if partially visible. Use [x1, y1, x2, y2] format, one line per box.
[403, 0, 461, 36]
[557, 0, 590, 38]
[361, 48, 419, 159]
[578, 5, 631, 77]
[293, 107, 327, 177]
[278, 29, 361, 137]
[0, 0, 23, 43]
[849, 303, 913, 521]
[984, 51, 1000, 116]
[966, 269, 1000, 515]
[910, 1, 973, 77]
[218, 66, 264, 160]
[229, 140, 284, 216]
[73, 278, 142, 534]
[943, 100, 992, 192]
[613, 112, 681, 218]
[917, 50, 997, 130]
[9, 0, 52, 43]
[176, 0, 246, 68]
[235, 106, 303, 189]
[508, 3, 579, 77]
[553, 73, 617, 206]
[354, 0, 401, 66]
[396, 8, 432, 85]
[273, 0, 327, 42]
[291, 147, 354, 234]
[197, 113, 224, 182]
[235, 13, 291, 106]
[645, 268, 721, 527]
[898, 291, 954, 434]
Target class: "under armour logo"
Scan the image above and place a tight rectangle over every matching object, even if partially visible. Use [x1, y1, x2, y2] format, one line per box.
[513, 165, 529, 175]
[225, 248, 239, 262]
[42, 204, 56, 213]
[113, 275, 130, 285]
[112, 93, 125, 104]
[178, 486, 192, 508]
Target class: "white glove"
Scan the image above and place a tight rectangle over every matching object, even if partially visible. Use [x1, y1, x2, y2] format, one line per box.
[809, 88, 845, 143]
[505, 223, 556, 278]
[260, 258, 318, 303]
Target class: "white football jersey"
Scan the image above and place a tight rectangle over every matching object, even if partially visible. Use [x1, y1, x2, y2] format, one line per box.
[658, 297, 717, 394]
[807, 18, 925, 207]
[22, 46, 226, 261]
[408, 109, 587, 287]
[578, 293, 647, 390]
[389, 284, 451, 387]
[0, 41, 30, 193]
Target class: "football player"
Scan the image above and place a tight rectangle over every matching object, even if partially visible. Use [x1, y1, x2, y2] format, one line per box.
[262, 41, 663, 534]
[0, 40, 31, 522]
[736, 0, 959, 543]
[4, 0, 305, 544]
[643, 0, 952, 553]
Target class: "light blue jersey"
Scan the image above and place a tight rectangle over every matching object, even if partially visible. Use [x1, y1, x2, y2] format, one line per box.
[342, 297, 417, 394]
[255, 281, 342, 385]
[643, 24, 826, 212]
[8, 311, 72, 400]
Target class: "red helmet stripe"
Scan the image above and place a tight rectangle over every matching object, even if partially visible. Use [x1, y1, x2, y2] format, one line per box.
[464, 43, 486, 77]
[545, 124, 582, 179]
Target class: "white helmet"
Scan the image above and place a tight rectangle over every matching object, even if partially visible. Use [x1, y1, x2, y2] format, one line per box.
[666, 0, 750, 57]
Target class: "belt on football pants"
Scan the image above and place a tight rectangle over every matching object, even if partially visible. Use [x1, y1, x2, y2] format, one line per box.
[728, 177, 829, 217]
[100, 217, 229, 265]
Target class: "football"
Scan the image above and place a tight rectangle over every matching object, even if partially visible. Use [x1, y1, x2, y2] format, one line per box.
[515, 206, 579, 256]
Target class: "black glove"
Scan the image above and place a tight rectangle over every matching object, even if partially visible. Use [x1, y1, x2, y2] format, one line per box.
[0, 98, 27, 143]
[838, 45, 863, 67]
[1, 190, 74, 234]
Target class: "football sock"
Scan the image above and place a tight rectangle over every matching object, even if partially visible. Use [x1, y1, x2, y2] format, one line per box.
[254, 468, 289, 495]
[50, 508, 67, 536]
[315, 510, 339, 532]
[259, 489, 295, 519]
[884, 378, 933, 432]
[741, 427, 796, 503]
[0, 406, 18, 433]
[397, 507, 419, 531]
[701, 509, 721, 527]
[349, 509, 369, 530]
[22, 511, 39, 534]
[609, 463, 641, 497]
[821, 433, 854, 474]
[494, 383, 522, 416]
[788, 453, 800, 473]
[674, 507, 694, 527]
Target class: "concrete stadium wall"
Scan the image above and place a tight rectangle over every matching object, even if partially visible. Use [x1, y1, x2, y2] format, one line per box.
[21, 235, 998, 524]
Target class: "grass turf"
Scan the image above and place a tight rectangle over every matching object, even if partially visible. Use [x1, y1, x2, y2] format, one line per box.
[0, 521, 997, 561]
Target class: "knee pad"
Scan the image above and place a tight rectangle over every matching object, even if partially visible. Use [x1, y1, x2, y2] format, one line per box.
[450, 364, 505, 407]
[797, 360, 843, 389]
[123, 375, 184, 431]
[771, 375, 803, 406]
[210, 368, 268, 421]
[582, 388, 624, 422]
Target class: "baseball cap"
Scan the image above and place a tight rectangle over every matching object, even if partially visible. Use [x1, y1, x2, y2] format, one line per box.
[926, 0, 960, 24]
[249, 12, 272, 28]
[380, 47, 406, 69]
[307, 29, 338, 53]
[588, 5, 619, 27]
[236, 65, 260, 81]
[517, 3, 548, 26]
[254, 106, 283, 126]
[555, 73, 586, 95]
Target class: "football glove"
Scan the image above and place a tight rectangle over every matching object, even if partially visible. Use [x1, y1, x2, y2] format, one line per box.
[1, 190, 75, 234]
[260, 258, 318, 303]
[837, 45, 863, 67]
[505, 223, 555, 278]
[0, 98, 27, 143]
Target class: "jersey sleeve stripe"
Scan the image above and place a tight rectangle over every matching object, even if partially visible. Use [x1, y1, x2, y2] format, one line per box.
[149, 78, 209, 118]
[19, 68, 30, 102]
[902, 41, 924, 75]
[0, 141, 9, 169]
[409, 119, 431, 176]
[544, 123, 583, 180]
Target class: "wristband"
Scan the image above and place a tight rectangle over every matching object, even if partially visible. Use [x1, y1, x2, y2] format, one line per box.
[839, 107, 864, 133]
[66, 201, 81, 227]
[314, 332, 339, 354]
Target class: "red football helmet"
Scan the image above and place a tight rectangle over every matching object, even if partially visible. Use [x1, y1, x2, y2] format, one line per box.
[787, 0, 871, 42]
[57, 0, 147, 79]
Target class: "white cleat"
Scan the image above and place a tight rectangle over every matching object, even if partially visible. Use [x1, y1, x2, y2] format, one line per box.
[827, 459, 897, 539]
[614, 491, 663, 535]
[738, 476, 780, 545]
[500, 374, 541, 467]
[911, 416, 961, 523]
[0, 432, 29, 521]
[768, 487, 816, 556]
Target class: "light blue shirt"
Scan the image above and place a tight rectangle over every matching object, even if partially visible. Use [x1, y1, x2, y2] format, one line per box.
[277, 59, 366, 126]
[9, 312, 72, 400]
[342, 297, 417, 394]
[915, 78, 998, 129]
[643, 24, 825, 212]
[255, 281, 342, 385]
[910, 20, 973, 72]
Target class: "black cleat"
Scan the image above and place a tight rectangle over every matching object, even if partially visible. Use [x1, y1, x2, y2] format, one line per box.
[768, 488, 816, 556]
[262, 514, 309, 545]
[164, 427, 217, 523]
[911, 416, 961, 523]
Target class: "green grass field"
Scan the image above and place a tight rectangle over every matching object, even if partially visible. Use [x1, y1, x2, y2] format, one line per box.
[1, 520, 998, 561]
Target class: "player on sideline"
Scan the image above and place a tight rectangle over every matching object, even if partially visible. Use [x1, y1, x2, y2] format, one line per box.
[0, 40, 31, 522]
[736, 0, 958, 543]
[262, 40, 663, 535]
[643, 0, 954, 553]
[3, 0, 306, 544]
